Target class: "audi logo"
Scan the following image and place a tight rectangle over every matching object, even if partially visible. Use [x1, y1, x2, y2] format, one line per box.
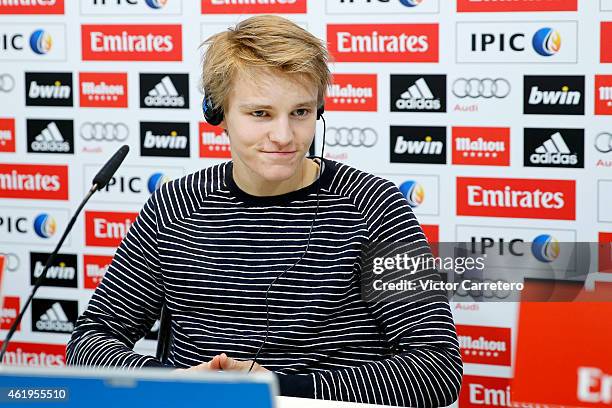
[595, 132, 612, 153]
[453, 277, 512, 299]
[0, 252, 20, 272]
[0, 74, 15, 92]
[325, 127, 378, 148]
[452, 78, 511, 99]
[80, 122, 129, 142]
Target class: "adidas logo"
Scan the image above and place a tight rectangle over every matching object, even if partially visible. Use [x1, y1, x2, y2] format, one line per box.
[28, 80, 70, 100]
[144, 76, 185, 107]
[395, 78, 441, 110]
[528, 86, 581, 106]
[30, 122, 71, 152]
[35, 302, 74, 333]
[143, 130, 188, 150]
[529, 132, 578, 165]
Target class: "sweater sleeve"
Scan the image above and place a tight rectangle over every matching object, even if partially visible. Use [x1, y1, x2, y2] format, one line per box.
[66, 192, 164, 368]
[280, 181, 463, 407]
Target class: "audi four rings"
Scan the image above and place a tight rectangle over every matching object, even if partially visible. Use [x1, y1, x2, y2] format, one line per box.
[325, 127, 378, 147]
[452, 78, 511, 99]
[595, 132, 612, 153]
[0, 253, 20, 273]
[80, 122, 129, 142]
[0, 74, 15, 92]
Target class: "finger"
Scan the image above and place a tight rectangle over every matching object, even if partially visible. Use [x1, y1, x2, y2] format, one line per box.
[209, 355, 221, 370]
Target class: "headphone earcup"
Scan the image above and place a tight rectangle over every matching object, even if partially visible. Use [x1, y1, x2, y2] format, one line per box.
[202, 94, 224, 126]
[316, 104, 325, 120]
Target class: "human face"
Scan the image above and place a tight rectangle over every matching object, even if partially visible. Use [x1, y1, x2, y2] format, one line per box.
[220, 69, 319, 196]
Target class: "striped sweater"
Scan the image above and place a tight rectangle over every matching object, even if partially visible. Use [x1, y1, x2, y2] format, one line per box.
[66, 158, 463, 407]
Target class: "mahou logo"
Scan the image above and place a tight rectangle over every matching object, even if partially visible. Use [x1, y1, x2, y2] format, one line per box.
[0, 341, 66, 367]
[326, 74, 377, 112]
[327, 23, 438, 63]
[457, 324, 511, 367]
[83, 254, 113, 289]
[199, 122, 230, 159]
[459, 376, 513, 407]
[456, 177, 576, 220]
[452, 127, 510, 166]
[79, 72, 128, 108]
[602, 22, 612, 63]
[0, 0, 65, 14]
[81, 24, 182, 61]
[1, 296, 20, 331]
[85, 211, 138, 247]
[595, 75, 612, 115]
[200, 0, 307, 14]
[457, 0, 577, 12]
[0, 118, 15, 153]
[0, 163, 68, 200]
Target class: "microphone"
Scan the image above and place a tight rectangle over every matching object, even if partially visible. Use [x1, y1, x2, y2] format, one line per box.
[0, 145, 130, 363]
[92, 144, 129, 191]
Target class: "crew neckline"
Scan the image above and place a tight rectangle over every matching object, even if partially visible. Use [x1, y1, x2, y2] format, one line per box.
[224, 157, 334, 206]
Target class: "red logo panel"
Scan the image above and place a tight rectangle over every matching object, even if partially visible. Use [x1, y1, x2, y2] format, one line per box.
[0, 164, 68, 200]
[599, 232, 612, 273]
[456, 177, 576, 220]
[199, 122, 231, 158]
[79, 72, 128, 108]
[326, 74, 377, 112]
[595, 75, 612, 115]
[81, 25, 182, 61]
[201, 0, 306, 14]
[1, 296, 20, 331]
[457, 324, 511, 366]
[0, 118, 15, 153]
[460, 375, 512, 407]
[85, 211, 138, 248]
[0, 0, 64, 14]
[83, 254, 113, 289]
[327, 24, 439, 63]
[602, 22, 612, 63]
[452, 127, 510, 166]
[457, 0, 576, 12]
[0, 341, 66, 367]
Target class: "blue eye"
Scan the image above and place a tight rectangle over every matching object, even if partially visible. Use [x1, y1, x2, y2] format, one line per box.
[294, 109, 310, 117]
[251, 111, 267, 117]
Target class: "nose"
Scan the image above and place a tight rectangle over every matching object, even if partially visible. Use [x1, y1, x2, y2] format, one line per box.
[268, 115, 293, 147]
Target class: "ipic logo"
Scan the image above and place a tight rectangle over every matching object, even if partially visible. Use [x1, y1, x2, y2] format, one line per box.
[532, 27, 561, 56]
[595, 75, 612, 115]
[29, 29, 52, 54]
[1, 25, 66, 60]
[33, 214, 56, 239]
[79, 72, 128, 108]
[26, 119, 74, 154]
[31, 298, 77, 334]
[30, 252, 77, 288]
[140, 122, 190, 158]
[390, 75, 446, 113]
[390, 126, 446, 164]
[139, 73, 188, 109]
[531, 234, 560, 263]
[326, 74, 377, 112]
[0, 118, 15, 153]
[199, 122, 230, 159]
[25, 72, 73, 107]
[399, 180, 425, 208]
[85, 211, 138, 247]
[524, 75, 584, 115]
[523, 128, 584, 168]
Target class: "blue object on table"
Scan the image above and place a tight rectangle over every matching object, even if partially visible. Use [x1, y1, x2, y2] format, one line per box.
[0, 365, 278, 408]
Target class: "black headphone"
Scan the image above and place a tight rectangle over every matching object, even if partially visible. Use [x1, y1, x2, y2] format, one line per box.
[202, 92, 325, 125]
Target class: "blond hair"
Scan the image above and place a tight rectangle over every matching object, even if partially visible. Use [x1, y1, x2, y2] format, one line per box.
[201, 15, 332, 113]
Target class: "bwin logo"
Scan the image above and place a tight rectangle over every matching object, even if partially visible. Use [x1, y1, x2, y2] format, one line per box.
[147, 172, 172, 194]
[145, 0, 168, 9]
[528, 85, 580, 106]
[531, 234, 560, 263]
[33, 261, 75, 281]
[29, 80, 70, 100]
[394, 135, 443, 155]
[29, 29, 52, 55]
[143, 130, 187, 150]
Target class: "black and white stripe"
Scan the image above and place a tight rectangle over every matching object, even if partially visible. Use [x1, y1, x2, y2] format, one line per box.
[66, 158, 462, 407]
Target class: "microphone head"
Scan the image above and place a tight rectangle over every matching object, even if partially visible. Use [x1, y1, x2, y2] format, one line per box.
[92, 144, 129, 191]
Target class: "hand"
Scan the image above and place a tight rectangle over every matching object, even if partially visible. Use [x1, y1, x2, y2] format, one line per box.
[209, 352, 269, 373]
[171, 360, 217, 373]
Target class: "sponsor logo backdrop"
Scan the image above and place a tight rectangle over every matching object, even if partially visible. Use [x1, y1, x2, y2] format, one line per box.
[0, 1, 609, 404]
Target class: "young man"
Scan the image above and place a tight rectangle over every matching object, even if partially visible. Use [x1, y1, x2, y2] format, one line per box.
[67, 15, 462, 407]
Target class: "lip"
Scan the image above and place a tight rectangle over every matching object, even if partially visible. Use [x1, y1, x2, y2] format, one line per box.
[262, 151, 297, 157]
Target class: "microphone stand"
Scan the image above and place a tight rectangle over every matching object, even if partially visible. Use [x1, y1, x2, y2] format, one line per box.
[0, 145, 129, 364]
